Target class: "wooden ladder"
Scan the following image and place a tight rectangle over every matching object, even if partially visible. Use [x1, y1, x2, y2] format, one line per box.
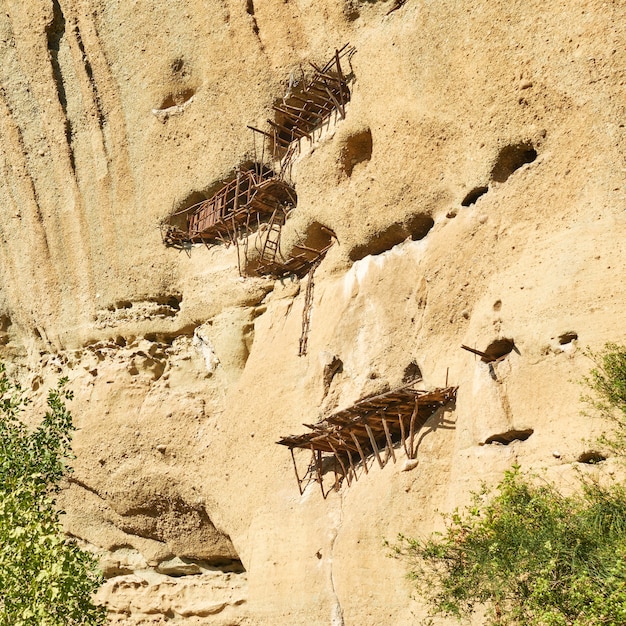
[260, 209, 285, 264]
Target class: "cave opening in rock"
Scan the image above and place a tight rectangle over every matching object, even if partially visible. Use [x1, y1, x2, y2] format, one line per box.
[461, 186, 489, 207]
[402, 360, 422, 383]
[558, 331, 578, 345]
[484, 429, 534, 445]
[341, 128, 373, 176]
[577, 451, 606, 464]
[348, 214, 434, 262]
[483, 338, 516, 362]
[491, 142, 537, 183]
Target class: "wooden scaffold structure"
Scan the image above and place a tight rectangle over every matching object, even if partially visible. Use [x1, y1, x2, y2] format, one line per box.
[248, 44, 355, 159]
[277, 382, 457, 496]
[161, 165, 296, 250]
[162, 45, 354, 267]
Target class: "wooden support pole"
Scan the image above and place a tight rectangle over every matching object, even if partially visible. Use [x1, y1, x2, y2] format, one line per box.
[247, 125, 273, 140]
[345, 445, 357, 483]
[317, 450, 326, 498]
[323, 83, 345, 119]
[460, 344, 492, 361]
[290, 448, 303, 495]
[382, 416, 396, 463]
[399, 411, 410, 457]
[409, 398, 419, 460]
[328, 440, 351, 486]
[233, 172, 241, 214]
[350, 432, 368, 474]
[365, 421, 384, 469]
[311, 446, 325, 498]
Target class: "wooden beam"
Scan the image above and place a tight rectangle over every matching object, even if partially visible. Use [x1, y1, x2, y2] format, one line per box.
[365, 422, 384, 468]
[328, 440, 350, 486]
[408, 398, 419, 460]
[382, 416, 396, 463]
[350, 432, 368, 474]
[290, 448, 303, 495]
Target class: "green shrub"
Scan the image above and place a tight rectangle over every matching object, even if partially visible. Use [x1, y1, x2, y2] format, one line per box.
[395, 467, 626, 625]
[583, 342, 626, 456]
[0, 365, 105, 626]
[394, 343, 626, 625]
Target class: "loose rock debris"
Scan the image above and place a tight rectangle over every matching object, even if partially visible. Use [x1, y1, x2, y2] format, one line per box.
[278, 383, 457, 496]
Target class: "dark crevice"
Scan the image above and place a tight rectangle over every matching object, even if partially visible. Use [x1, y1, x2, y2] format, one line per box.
[482, 338, 516, 362]
[402, 360, 422, 384]
[406, 214, 435, 241]
[349, 214, 434, 262]
[484, 429, 533, 445]
[577, 451, 606, 464]
[323, 356, 343, 394]
[461, 186, 488, 207]
[46, 0, 75, 171]
[491, 142, 537, 183]
[341, 128, 372, 176]
[245, 0, 260, 36]
[159, 88, 195, 110]
[71, 23, 106, 131]
[558, 331, 578, 345]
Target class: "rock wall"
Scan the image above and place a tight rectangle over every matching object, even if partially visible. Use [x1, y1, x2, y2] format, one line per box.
[0, 0, 625, 623]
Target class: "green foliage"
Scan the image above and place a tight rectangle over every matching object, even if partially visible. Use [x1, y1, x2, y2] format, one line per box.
[394, 344, 626, 625]
[583, 343, 626, 456]
[396, 468, 626, 625]
[0, 364, 105, 626]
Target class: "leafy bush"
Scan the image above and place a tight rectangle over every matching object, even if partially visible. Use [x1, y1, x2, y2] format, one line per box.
[0, 364, 105, 626]
[396, 467, 626, 625]
[583, 342, 626, 456]
[394, 343, 626, 625]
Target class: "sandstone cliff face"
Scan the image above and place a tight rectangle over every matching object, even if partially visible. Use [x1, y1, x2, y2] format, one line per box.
[0, 0, 625, 623]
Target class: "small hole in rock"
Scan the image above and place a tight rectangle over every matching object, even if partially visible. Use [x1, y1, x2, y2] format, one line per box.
[461, 186, 488, 207]
[577, 451, 606, 464]
[171, 58, 184, 73]
[493, 300, 502, 311]
[482, 338, 516, 362]
[491, 142, 537, 183]
[484, 429, 533, 445]
[402, 361, 422, 383]
[340, 128, 372, 177]
[558, 331, 578, 345]
[160, 88, 195, 109]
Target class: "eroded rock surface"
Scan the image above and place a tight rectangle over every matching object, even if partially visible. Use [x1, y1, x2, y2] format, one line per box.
[0, 0, 625, 623]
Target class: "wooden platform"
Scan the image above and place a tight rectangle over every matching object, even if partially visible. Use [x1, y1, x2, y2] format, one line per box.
[162, 168, 296, 247]
[249, 45, 354, 157]
[278, 383, 457, 494]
